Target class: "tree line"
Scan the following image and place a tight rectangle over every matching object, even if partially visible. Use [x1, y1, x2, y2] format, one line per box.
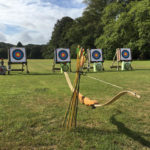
[46, 0, 150, 60]
[0, 0, 150, 60]
[0, 42, 46, 59]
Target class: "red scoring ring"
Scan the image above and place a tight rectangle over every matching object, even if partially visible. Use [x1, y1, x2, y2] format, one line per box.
[61, 53, 66, 57]
[15, 52, 21, 57]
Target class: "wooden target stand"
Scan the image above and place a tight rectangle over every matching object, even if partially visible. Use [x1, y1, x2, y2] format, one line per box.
[52, 61, 72, 73]
[83, 49, 104, 72]
[82, 49, 92, 71]
[8, 47, 29, 75]
[52, 49, 71, 73]
[0, 59, 7, 75]
[110, 48, 133, 71]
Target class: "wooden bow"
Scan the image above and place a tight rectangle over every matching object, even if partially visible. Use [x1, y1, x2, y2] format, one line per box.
[64, 72, 141, 108]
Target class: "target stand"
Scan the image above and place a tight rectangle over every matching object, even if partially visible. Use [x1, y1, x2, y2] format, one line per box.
[52, 48, 71, 73]
[110, 48, 133, 71]
[8, 47, 29, 74]
[82, 49, 92, 71]
[0, 58, 7, 75]
[84, 49, 104, 72]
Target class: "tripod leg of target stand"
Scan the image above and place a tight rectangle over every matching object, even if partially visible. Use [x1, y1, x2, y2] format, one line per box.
[52, 62, 55, 72]
[131, 65, 133, 71]
[26, 63, 29, 74]
[8, 64, 11, 75]
[87, 59, 90, 72]
[22, 64, 24, 72]
[117, 61, 119, 71]
[69, 62, 72, 72]
[102, 63, 105, 71]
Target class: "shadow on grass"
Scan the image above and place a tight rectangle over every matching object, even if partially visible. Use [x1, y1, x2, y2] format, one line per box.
[75, 126, 119, 136]
[134, 69, 150, 71]
[7, 72, 63, 76]
[25, 72, 63, 76]
[110, 111, 150, 148]
[71, 70, 139, 74]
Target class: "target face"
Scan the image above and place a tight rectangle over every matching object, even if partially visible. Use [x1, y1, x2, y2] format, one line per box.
[56, 48, 70, 63]
[120, 48, 132, 61]
[92, 51, 101, 60]
[58, 50, 68, 60]
[122, 50, 129, 59]
[90, 49, 103, 62]
[12, 50, 24, 60]
[10, 47, 27, 63]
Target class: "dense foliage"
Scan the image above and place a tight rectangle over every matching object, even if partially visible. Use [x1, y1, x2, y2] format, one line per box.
[0, 0, 149, 60]
[0, 42, 46, 59]
[46, 0, 150, 60]
[0, 42, 13, 58]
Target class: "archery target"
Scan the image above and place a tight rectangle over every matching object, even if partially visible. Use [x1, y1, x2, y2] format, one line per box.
[56, 48, 70, 63]
[120, 48, 132, 61]
[90, 49, 103, 62]
[59, 50, 68, 60]
[13, 50, 24, 60]
[10, 47, 27, 63]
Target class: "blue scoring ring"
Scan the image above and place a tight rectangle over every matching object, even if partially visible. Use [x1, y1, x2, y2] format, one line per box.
[58, 50, 68, 60]
[12, 49, 24, 60]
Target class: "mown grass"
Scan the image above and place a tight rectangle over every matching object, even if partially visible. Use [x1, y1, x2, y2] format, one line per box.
[0, 59, 150, 150]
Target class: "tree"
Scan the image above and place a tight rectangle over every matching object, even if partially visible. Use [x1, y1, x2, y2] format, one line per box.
[0, 42, 13, 59]
[45, 0, 150, 60]
[95, 0, 150, 59]
[25, 44, 44, 59]
[17, 41, 23, 47]
[49, 16, 74, 48]
[45, 17, 74, 58]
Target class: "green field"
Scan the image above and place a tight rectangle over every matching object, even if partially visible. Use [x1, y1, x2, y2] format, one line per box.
[0, 60, 150, 150]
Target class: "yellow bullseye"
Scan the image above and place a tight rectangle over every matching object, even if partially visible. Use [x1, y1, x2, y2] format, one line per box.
[95, 53, 98, 57]
[124, 52, 127, 56]
[62, 53, 65, 57]
[16, 53, 21, 57]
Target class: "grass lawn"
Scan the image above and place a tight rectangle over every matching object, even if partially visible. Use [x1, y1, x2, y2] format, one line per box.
[0, 59, 150, 150]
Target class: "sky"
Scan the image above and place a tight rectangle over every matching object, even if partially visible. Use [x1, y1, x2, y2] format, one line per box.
[0, 0, 86, 45]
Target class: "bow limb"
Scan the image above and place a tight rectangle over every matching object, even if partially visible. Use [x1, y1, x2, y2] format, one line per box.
[64, 72, 99, 105]
[93, 91, 141, 108]
[64, 72, 141, 107]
